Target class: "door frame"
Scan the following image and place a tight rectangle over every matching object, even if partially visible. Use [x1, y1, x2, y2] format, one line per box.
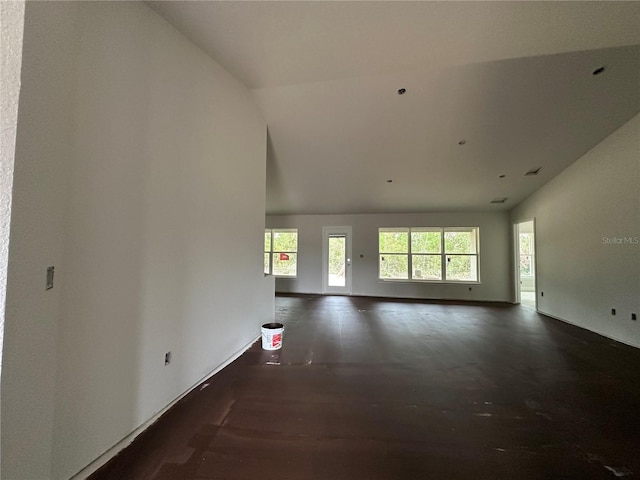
[513, 218, 537, 309]
[322, 226, 352, 295]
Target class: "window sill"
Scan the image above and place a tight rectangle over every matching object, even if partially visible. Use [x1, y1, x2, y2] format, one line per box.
[378, 279, 481, 285]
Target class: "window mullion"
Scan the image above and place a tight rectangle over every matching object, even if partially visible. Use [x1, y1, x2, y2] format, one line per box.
[441, 229, 446, 281]
[408, 229, 412, 280]
[270, 230, 274, 275]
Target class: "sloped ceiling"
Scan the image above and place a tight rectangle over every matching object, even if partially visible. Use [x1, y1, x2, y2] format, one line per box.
[148, 1, 640, 214]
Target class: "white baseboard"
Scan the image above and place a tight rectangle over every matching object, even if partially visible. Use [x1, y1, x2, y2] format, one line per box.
[69, 334, 260, 480]
[276, 291, 510, 304]
[538, 310, 640, 350]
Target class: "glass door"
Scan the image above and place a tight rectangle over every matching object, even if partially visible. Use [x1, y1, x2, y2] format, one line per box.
[515, 219, 536, 308]
[322, 227, 352, 295]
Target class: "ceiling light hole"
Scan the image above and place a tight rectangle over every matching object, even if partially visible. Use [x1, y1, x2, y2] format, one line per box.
[499, 174, 506, 178]
[524, 166, 543, 176]
[397, 88, 406, 95]
[490, 198, 508, 204]
[386, 179, 393, 183]
[592, 66, 605, 76]
[458, 140, 466, 145]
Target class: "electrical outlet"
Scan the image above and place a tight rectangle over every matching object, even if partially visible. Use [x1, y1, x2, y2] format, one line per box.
[632, 313, 637, 321]
[164, 351, 171, 365]
[611, 308, 616, 316]
[540, 291, 544, 297]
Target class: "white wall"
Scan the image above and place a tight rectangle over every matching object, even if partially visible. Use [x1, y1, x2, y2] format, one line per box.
[1, 2, 273, 479]
[510, 113, 640, 348]
[267, 212, 511, 302]
[0, 1, 26, 477]
[0, 0, 24, 368]
[1, 3, 79, 479]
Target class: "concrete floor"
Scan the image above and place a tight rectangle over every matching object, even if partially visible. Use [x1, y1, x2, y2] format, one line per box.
[91, 294, 640, 479]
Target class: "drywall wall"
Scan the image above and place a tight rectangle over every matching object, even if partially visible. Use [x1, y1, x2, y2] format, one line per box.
[510, 113, 640, 348]
[2, 2, 273, 479]
[0, 1, 26, 477]
[267, 212, 511, 302]
[1, 3, 79, 479]
[0, 0, 24, 368]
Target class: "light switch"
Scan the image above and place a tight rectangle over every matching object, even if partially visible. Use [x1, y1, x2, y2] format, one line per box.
[46, 266, 54, 290]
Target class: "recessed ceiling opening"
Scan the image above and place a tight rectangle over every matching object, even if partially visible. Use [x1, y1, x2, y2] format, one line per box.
[490, 198, 508, 204]
[592, 66, 605, 76]
[397, 88, 406, 95]
[525, 167, 542, 176]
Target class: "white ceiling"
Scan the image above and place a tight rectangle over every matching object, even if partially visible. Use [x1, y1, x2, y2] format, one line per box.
[149, 1, 640, 215]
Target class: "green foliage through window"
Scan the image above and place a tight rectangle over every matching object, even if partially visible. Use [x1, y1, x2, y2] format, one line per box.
[379, 228, 479, 282]
[379, 231, 409, 253]
[327, 235, 346, 286]
[379, 254, 409, 280]
[265, 229, 298, 277]
[519, 233, 534, 276]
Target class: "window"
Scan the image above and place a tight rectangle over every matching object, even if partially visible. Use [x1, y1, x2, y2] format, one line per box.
[265, 229, 298, 277]
[379, 227, 479, 282]
[519, 233, 534, 277]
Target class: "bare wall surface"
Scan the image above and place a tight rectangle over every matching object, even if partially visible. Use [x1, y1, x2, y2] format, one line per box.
[511, 114, 640, 348]
[2, 3, 80, 479]
[0, 0, 24, 367]
[2, 2, 272, 479]
[267, 212, 510, 302]
[0, 1, 26, 477]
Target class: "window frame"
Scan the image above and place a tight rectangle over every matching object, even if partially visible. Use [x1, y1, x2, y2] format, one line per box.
[378, 228, 410, 280]
[265, 228, 298, 278]
[378, 227, 480, 284]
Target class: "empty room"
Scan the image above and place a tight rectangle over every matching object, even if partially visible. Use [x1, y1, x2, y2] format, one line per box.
[1, 1, 639, 479]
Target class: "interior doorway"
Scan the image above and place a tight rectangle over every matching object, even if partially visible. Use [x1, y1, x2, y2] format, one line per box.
[515, 220, 536, 308]
[322, 226, 352, 295]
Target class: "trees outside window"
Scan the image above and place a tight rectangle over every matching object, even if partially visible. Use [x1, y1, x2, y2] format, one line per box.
[519, 233, 534, 277]
[379, 227, 479, 282]
[265, 229, 298, 277]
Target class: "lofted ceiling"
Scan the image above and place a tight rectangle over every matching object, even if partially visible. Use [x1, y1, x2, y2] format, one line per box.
[148, 1, 640, 215]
